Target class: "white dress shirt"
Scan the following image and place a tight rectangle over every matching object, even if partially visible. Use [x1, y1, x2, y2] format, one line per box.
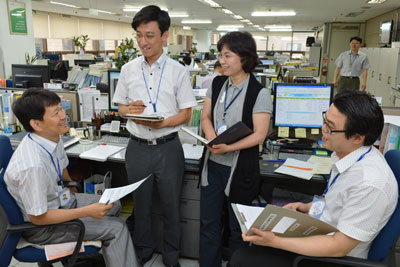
[320, 146, 398, 258]
[112, 53, 197, 139]
[335, 50, 370, 77]
[5, 133, 69, 222]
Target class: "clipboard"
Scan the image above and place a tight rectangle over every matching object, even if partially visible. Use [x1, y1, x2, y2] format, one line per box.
[123, 114, 164, 121]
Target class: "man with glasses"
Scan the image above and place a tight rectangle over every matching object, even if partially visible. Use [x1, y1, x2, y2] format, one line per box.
[230, 91, 398, 266]
[112, 5, 197, 267]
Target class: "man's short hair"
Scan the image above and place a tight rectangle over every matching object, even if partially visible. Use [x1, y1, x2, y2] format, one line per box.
[333, 91, 383, 146]
[350, 36, 362, 43]
[217, 31, 259, 73]
[12, 89, 61, 132]
[131, 5, 170, 34]
[183, 56, 191, 65]
[214, 61, 222, 69]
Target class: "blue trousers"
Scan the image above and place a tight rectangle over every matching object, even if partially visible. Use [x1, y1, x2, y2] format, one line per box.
[200, 160, 246, 267]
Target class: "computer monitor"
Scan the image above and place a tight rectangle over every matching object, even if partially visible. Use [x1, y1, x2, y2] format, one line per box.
[273, 83, 333, 128]
[48, 60, 69, 80]
[12, 64, 50, 88]
[74, 59, 96, 67]
[44, 54, 60, 61]
[260, 59, 274, 65]
[108, 69, 121, 111]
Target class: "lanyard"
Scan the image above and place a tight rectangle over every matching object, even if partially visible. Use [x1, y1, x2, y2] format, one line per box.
[223, 83, 243, 121]
[322, 146, 372, 197]
[28, 134, 64, 187]
[142, 60, 167, 113]
[349, 53, 358, 67]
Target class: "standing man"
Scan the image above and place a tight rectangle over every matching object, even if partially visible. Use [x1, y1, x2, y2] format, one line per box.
[333, 36, 370, 94]
[112, 5, 197, 267]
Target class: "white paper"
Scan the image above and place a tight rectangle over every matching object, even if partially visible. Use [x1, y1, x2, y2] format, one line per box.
[79, 145, 125, 162]
[235, 204, 264, 231]
[96, 95, 109, 110]
[78, 89, 101, 122]
[45, 242, 84, 261]
[384, 115, 400, 127]
[182, 144, 204, 160]
[181, 127, 209, 144]
[307, 156, 332, 175]
[271, 216, 296, 234]
[274, 158, 317, 180]
[99, 175, 150, 204]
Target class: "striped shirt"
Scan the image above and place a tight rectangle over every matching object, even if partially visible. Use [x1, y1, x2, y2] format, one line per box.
[335, 50, 370, 77]
[4, 133, 68, 222]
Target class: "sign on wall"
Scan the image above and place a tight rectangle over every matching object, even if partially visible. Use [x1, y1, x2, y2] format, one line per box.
[8, 0, 28, 35]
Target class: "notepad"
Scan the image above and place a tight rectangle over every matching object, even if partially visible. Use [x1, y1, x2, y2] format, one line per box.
[123, 114, 164, 121]
[274, 158, 317, 180]
[79, 144, 125, 162]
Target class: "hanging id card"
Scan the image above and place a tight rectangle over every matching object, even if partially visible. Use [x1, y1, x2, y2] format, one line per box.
[58, 187, 72, 208]
[308, 195, 325, 219]
[217, 124, 227, 135]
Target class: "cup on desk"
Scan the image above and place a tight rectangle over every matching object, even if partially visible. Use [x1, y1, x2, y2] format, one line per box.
[91, 118, 104, 131]
[87, 124, 96, 141]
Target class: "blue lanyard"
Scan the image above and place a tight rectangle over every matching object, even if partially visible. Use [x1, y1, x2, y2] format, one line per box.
[322, 146, 372, 197]
[142, 59, 167, 113]
[223, 83, 243, 121]
[28, 134, 64, 187]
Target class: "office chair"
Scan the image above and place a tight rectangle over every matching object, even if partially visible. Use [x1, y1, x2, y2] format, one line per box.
[292, 149, 400, 267]
[0, 135, 100, 267]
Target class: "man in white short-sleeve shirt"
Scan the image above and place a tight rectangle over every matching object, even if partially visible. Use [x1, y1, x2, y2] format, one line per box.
[231, 91, 398, 267]
[112, 5, 197, 267]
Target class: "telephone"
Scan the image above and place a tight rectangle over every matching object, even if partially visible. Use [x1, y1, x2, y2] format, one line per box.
[71, 127, 89, 139]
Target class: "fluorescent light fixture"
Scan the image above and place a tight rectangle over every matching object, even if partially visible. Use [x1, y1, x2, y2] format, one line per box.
[367, 0, 387, 3]
[49, 1, 79, 8]
[123, 7, 142, 12]
[253, 25, 260, 27]
[247, 22, 254, 25]
[183, 26, 192, 30]
[269, 28, 293, 32]
[170, 13, 189, 18]
[240, 19, 250, 23]
[181, 19, 212, 24]
[217, 27, 239, 32]
[97, 10, 115, 15]
[251, 11, 296, 16]
[233, 15, 243, 20]
[222, 9, 233, 14]
[264, 25, 292, 29]
[218, 25, 244, 28]
[253, 36, 266, 40]
[200, 0, 221, 8]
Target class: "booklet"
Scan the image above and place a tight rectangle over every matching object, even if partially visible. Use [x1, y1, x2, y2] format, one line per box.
[181, 121, 253, 146]
[232, 204, 338, 238]
[274, 158, 317, 180]
[123, 114, 164, 121]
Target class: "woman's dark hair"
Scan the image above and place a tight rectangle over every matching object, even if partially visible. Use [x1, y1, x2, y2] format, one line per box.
[333, 91, 383, 146]
[131, 5, 170, 34]
[217, 31, 259, 73]
[12, 89, 61, 132]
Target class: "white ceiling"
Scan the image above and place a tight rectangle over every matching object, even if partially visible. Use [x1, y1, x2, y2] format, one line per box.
[31, 0, 400, 32]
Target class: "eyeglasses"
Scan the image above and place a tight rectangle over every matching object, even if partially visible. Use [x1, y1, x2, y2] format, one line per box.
[134, 32, 162, 41]
[322, 111, 346, 135]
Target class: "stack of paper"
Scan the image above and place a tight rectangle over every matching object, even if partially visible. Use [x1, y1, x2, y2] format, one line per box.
[274, 158, 317, 180]
[307, 156, 332, 175]
[79, 144, 125, 162]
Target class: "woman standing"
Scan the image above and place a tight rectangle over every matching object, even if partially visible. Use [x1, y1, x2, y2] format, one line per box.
[200, 31, 273, 267]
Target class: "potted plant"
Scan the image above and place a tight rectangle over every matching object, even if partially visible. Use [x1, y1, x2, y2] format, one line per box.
[113, 38, 138, 70]
[72, 34, 90, 54]
[25, 52, 37, 64]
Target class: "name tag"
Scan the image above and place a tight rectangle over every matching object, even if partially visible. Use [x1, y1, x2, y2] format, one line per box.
[58, 187, 72, 208]
[308, 195, 325, 219]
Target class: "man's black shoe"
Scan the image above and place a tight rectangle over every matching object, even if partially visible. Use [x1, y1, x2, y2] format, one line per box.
[139, 254, 153, 265]
[164, 263, 181, 267]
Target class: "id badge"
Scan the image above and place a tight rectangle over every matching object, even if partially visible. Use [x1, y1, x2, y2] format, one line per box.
[217, 124, 227, 135]
[58, 188, 72, 208]
[308, 195, 325, 219]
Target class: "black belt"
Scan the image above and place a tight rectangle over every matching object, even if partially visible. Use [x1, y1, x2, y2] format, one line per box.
[130, 132, 178, 145]
[341, 76, 359, 79]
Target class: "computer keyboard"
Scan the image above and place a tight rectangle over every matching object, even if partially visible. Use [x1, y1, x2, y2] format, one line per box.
[100, 135, 130, 145]
[278, 152, 311, 161]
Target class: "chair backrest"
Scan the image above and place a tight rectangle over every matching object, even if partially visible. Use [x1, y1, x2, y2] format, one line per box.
[0, 135, 24, 267]
[368, 150, 400, 261]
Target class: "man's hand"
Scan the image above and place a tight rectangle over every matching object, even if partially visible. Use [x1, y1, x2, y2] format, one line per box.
[128, 100, 146, 114]
[132, 119, 166, 129]
[283, 202, 311, 214]
[333, 81, 338, 88]
[361, 84, 366, 91]
[86, 203, 113, 219]
[207, 144, 231, 155]
[242, 228, 277, 247]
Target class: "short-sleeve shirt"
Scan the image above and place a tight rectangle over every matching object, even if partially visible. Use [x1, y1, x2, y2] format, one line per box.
[320, 146, 398, 258]
[205, 74, 273, 166]
[335, 50, 370, 77]
[112, 53, 198, 139]
[4, 133, 69, 222]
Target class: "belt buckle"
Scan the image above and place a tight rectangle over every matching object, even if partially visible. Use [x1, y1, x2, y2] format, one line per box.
[147, 139, 157, 145]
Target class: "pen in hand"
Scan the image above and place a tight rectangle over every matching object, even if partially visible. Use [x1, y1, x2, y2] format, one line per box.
[105, 200, 110, 205]
[126, 97, 147, 107]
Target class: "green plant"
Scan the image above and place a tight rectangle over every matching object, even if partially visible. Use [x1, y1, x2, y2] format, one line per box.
[113, 38, 138, 70]
[72, 34, 90, 52]
[192, 42, 198, 53]
[25, 52, 38, 64]
[209, 48, 215, 55]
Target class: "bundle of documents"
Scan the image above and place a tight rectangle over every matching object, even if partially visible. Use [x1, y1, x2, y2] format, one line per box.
[79, 144, 125, 162]
[274, 158, 317, 180]
[123, 114, 164, 121]
[232, 204, 337, 238]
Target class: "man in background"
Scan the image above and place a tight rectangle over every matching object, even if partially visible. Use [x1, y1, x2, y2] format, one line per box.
[201, 61, 224, 89]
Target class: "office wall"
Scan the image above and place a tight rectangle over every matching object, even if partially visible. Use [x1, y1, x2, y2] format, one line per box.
[364, 8, 400, 47]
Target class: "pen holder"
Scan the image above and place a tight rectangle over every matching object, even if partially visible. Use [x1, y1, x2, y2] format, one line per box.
[104, 114, 114, 123]
[91, 118, 104, 131]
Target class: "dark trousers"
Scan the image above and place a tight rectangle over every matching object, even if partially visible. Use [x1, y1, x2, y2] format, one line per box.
[337, 76, 360, 94]
[231, 245, 340, 267]
[125, 136, 184, 266]
[200, 160, 246, 267]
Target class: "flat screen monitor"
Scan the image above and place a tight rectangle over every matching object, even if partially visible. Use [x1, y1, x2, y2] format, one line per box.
[379, 20, 393, 45]
[260, 59, 274, 65]
[44, 54, 60, 61]
[48, 60, 69, 80]
[74, 59, 96, 67]
[273, 83, 333, 128]
[108, 70, 121, 111]
[12, 64, 50, 88]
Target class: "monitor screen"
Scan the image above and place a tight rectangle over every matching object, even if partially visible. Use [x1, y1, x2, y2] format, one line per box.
[108, 70, 121, 111]
[260, 59, 274, 65]
[273, 83, 333, 128]
[12, 64, 50, 88]
[379, 20, 393, 45]
[74, 59, 96, 67]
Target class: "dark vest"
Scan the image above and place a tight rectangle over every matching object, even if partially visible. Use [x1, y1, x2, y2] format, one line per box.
[210, 74, 263, 204]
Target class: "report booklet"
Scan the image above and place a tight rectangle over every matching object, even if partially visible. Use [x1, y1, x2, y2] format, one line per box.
[123, 114, 164, 121]
[232, 204, 337, 238]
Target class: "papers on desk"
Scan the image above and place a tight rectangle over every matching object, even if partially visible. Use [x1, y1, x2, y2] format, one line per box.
[123, 114, 164, 121]
[79, 144, 125, 162]
[99, 176, 149, 204]
[232, 204, 337, 238]
[307, 156, 332, 175]
[274, 158, 317, 180]
[182, 143, 204, 160]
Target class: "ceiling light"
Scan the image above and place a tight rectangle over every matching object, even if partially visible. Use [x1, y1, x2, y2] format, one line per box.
[49, 1, 79, 8]
[97, 10, 115, 15]
[367, 0, 387, 3]
[123, 7, 142, 12]
[222, 9, 233, 14]
[241, 19, 250, 23]
[253, 36, 266, 40]
[217, 27, 239, 32]
[183, 26, 191, 30]
[251, 11, 296, 17]
[198, 0, 221, 8]
[233, 15, 243, 20]
[218, 25, 244, 28]
[269, 28, 293, 32]
[170, 13, 189, 18]
[247, 22, 254, 25]
[264, 25, 292, 29]
[253, 25, 260, 27]
[182, 19, 212, 24]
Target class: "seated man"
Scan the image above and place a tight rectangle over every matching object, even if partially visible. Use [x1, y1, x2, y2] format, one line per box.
[4, 89, 139, 267]
[231, 91, 398, 266]
[201, 61, 224, 89]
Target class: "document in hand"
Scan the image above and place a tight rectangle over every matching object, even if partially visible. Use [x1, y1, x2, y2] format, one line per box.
[99, 175, 150, 204]
[232, 204, 337, 238]
[123, 114, 164, 121]
[274, 158, 317, 180]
